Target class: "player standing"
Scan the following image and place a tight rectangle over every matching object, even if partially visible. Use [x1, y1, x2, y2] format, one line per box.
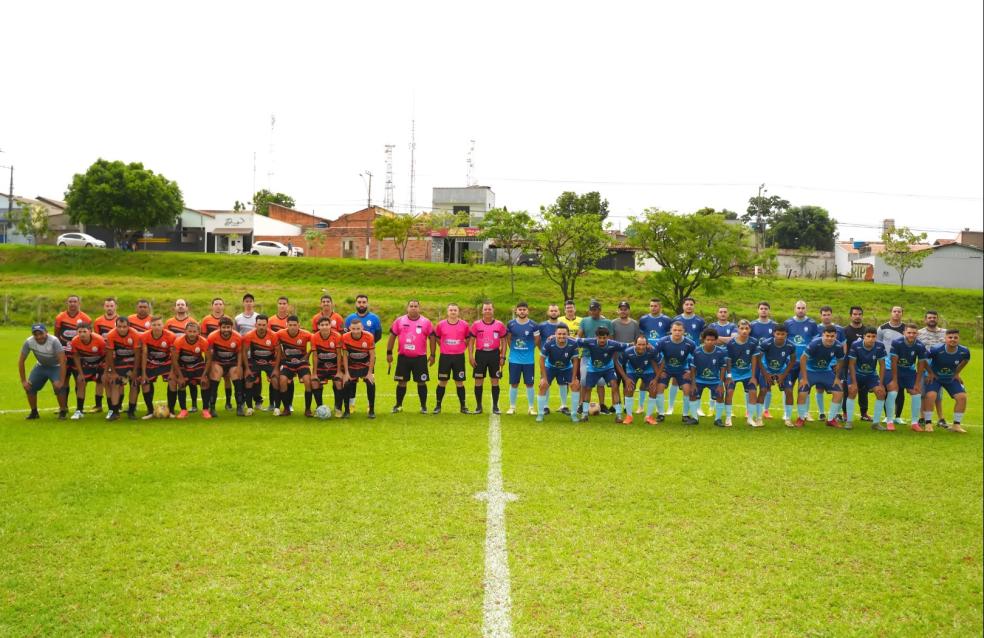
[386, 300, 435, 414]
[917, 310, 947, 427]
[309, 317, 343, 417]
[638, 298, 673, 415]
[469, 302, 506, 415]
[203, 317, 245, 418]
[796, 326, 846, 428]
[749, 301, 778, 419]
[235, 293, 258, 335]
[845, 327, 887, 430]
[756, 325, 797, 427]
[311, 294, 344, 333]
[242, 314, 279, 413]
[53, 294, 91, 417]
[923, 330, 970, 434]
[170, 321, 208, 419]
[506, 302, 538, 415]
[274, 316, 312, 417]
[268, 296, 292, 333]
[18, 323, 68, 420]
[784, 300, 818, 418]
[341, 318, 377, 418]
[68, 322, 106, 419]
[103, 317, 140, 420]
[724, 320, 760, 427]
[433, 303, 471, 414]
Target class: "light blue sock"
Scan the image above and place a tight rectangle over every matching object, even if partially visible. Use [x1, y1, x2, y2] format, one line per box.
[764, 390, 772, 411]
[626, 395, 636, 414]
[582, 401, 591, 415]
[682, 395, 691, 417]
[872, 398, 884, 423]
[745, 396, 755, 420]
[923, 410, 934, 422]
[509, 387, 518, 408]
[715, 401, 725, 420]
[885, 391, 898, 420]
[709, 398, 717, 413]
[526, 386, 535, 410]
[570, 392, 579, 419]
[725, 404, 733, 420]
[655, 394, 664, 415]
[817, 394, 826, 416]
[558, 385, 568, 408]
[638, 391, 648, 410]
[615, 403, 623, 416]
[646, 397, 657, 416]
[784, 402, 793, 420]
[954, 412, 964, 423]
[846, 398, 855, 423]
[910, 395, 922, 423]
[668, 384, 679, 412]
[536, 394, 546, 416]
[798, 402, 808, 419]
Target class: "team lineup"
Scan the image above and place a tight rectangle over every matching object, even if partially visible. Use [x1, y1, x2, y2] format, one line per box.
[17, 293, 971, 433]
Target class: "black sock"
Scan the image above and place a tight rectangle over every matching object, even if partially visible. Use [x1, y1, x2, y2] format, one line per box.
[304, 390, 313, 411]
[457, 386, 466, 408]
[167, 389, 177, 412]
[333, 384, 344, 411]
[314, 386, 324, 407]
[270, 387, 280, 409]
[190, 385, 199, 408]
[234, 379, 245, 407]
[396, 385, 407, 407]
[349, 382, 358, 405]
[285, 383, 295, 411]
[474, 386, 483, 410]
[491, 385, 500, 409]
[436, 385, 446, 407]
[178, 388, 187, 409]
[142, 387, 154, 413]
[253, 382, 263, 405]
[76, 397, 85, 412]
[417, 384, 427, 410]
[225, 385, 232, 406]
[94, 394, 103, 408]
[244, 385, 253, 408]
[366, 382, 376, 411]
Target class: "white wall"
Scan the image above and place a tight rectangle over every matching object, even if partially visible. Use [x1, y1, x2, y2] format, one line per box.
[874, 245, 984, 290]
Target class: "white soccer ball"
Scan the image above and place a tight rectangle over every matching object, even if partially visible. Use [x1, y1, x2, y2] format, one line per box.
[154, 405, 170, 419]
[244, 407, 254, 417]
[315, 405, 331, 419]
[588, 402, 601, 416]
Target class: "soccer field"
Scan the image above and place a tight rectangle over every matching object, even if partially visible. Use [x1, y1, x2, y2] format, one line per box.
[2, 327, 982, 635]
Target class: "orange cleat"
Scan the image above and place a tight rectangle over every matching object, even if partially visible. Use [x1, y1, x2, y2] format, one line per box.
[910, 422, 925, 432]
[622, 414, 634, 425]
[886, 421, 896, 432]
[176, 409, 189, 420]
[201, 409, 213, 420]
[644, 415, 658, 426]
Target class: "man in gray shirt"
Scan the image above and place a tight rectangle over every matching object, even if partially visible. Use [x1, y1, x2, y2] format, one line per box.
[234, 293, 258, 335]
[877, 306, 906, 423]
[18, 323, 68, 420]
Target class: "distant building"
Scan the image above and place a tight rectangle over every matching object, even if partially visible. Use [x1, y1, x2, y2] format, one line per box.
[873, 242, 983, 290]
[431, 186, 494, 264]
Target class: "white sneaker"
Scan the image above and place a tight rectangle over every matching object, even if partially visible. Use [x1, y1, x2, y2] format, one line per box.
[272, 407, 281, 416]
[725, 418, 733, 428]
[665, 408, 674, 416]
[105, 410, 115, 420]
[784, 418, 793, 427]
[70, 410, 84, 420]
[506, 407, 516, 415]
[697, 408, 707, 417]
[528, 407, 536, 416]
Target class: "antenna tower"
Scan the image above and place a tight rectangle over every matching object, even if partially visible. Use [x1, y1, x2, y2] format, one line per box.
[409, 119, 416, 213]
[384, 144, 395, 210]
[466, 139, 476, 186]
[267, 113, 276, 189]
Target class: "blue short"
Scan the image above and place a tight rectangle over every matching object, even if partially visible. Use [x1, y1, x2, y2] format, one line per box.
[626, 372, 655, 389]
[658, 370, 690, 388]
[728, 376, 757, 392]
[802, 370, 842, 393]
[853, 375, 883, 394]
[585, 368, 617, 387]
[884, 368, 917, 391]
[925, 378, 966, 398]
[757, 369, 792, 390]
[693, 382, 723, 400]
[28, 364, 62, 394]
[509, 362, 535, 386]
[544, 367, 573, 386]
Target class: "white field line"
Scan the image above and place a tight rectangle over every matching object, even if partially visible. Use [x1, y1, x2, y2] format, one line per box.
[474, 413, 517, 638]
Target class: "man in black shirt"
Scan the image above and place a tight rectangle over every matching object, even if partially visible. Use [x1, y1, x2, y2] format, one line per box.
[842, 306, 869, 420]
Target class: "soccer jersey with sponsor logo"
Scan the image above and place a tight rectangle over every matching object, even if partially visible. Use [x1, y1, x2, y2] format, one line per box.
[173, 335, 207, 372]
[536, 320, 568, 343]
[310, 330, 343, 371]
[804, 339, 844, 373]
[69, 334, 106, 369]
[127, 313, 153, 334]
[164, 316, 195, 336]
[470, 319, 506, 352]
[507, 319, 537, 364]
[926, 344, 970, 380]
[344, 312, 383, 341]
[655, 336, 696, 374]
[311, 312, 344, 333]
[199, 314, 227, 337]
[277, 329, 312, 366]
[759, 338, 796, 375]
[622, 344, 658, 376]
[848, 341, 887, 378]
[713, 321, 737, 340]
[562, 315, 582, 339]
[267, 314, 290, 333]
[54, 310, 92, 354]
[435, 319, 471, 355]
[639, 313, 673, 346]
[572, 337, 625, 373]
[391, 315, 433, 357]
[243, 329, 279, 367]
[749, 319, 778, 342]
[673, 313, 706, 343]
[206, 331, 242, 366]
[890, 337, 928, 371]
[142, 329, 176, 369]
[819, 323, 847, 344]
[691, 346, 728, 384]
[93, 314, 119, 337]
[341, 332, 375, 372]
[726, 337, 759, 380]
[541, 339, 579, 371]
[784, 317, 819, 359]
[105, 328, 139, 369]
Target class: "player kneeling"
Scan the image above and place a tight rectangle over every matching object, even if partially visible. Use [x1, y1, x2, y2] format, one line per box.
[923, 329, 971, 434]
[621, 336, 660, 425]
[846, 327, 887, 431]
[341, 318, 377, 419]
[69, 323, 107, 420]
[243, 315, 280, 417]
[796, 326, 846, 429]
[171, 321, 208, 419]
[537, 325, 581, 422]
[139, 316, 177, 420]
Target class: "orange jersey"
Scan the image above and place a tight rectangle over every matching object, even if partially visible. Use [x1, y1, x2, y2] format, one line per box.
[142, 329, 176, 368]
[341, 332, 375, 371]
[206, 330, 242, 366]
[173, 335, 207, 371]
[310, 330, 343, 371]
[164, 315, 195, 335]
[267, 314, 290, 332]
[310, 312, 344, 333]
[243, 329, 280, 367]
[127, 313, 153, 333]
[93, 314, 119, 336]
[54, 310, 92, 352]
[199, 314, 227, 337]
[105, 328, 140, 369]
[277, 329, 312, 366]
[70, 334, 107, 369]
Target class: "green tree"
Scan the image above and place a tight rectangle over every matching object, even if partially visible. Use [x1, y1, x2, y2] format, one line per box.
[695, 206, 739, 220]
[741, 193, 790, 250]
[766, 205, 838, 251]
[534, 211, 610, 301]
[881, 226, 930, 291]
[64, 159, 183, 248]
[304, 228, 326, 254]
[251, 189, 295, 216]
[12, 202, 50, 245]
[479, 208, 536, 293]
[374, 213, 429, 263]
[541, 191, 610, 220]
[627, 210, 776, 313]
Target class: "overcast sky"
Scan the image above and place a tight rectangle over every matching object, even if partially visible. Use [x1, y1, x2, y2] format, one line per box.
[3, 1, 981, 241]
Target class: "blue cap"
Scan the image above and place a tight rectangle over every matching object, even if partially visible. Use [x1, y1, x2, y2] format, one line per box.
[31, 323, 46, 333]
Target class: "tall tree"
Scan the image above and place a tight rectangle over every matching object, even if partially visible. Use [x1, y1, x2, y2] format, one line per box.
[741, 193, 790, 250]
[64, 159, 183, 248]
[627, 210, 776, 313]
[695, 206, 739, 220]
[542, 191, 610, 220]
[252, 189, 295, 216]
[12, 202, 50, 245]
[534, 211, 610, 301]
[373, 213, 429, 263]
[881, 226, 930, 291]
[478, 207, 536, 294]
[766, 205, 838, 251]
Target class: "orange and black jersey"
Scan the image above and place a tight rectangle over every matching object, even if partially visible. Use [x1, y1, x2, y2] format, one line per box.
[206, 331, 243, 366]
[127, 313, 153, 334]
[310, 312, 344, 333]
[70, 333, 107, 369]
[310, 330, 343, 371]
[164, 315, 195, 335]
[341, 332, 375, 372]
[105, 328, 139, 369]
[277, 329, 312, 366]
[268, 314, 290, 333]
[199, 314, 228, 337]
[142, 329, 176, 369]
[173, 335, 207, 372]
[54, 310, 92, 353]
[93, 314, 119, 337]
[243, 329, 279, 367]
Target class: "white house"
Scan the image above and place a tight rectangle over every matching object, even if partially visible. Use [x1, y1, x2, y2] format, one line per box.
[874, 242, 983, 290]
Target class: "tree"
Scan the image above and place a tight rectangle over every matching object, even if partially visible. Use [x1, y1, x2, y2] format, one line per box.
[12, 203, 50, 245]
[766, 205, 838, 251]
[251, 189, 295, 216]
[881, 226, 930, 291]
[233, 200, 247, 212]
[64, 159, 183, 248]
[627, 210, 776, 313]
[741, 193, 790, 250]
[695, 206, 739, 220]
[304, 228, 326, 254]
[533, 212, 610, 301]
[478, 207, 536, 293]
[541, 191, 610, 220]
[373, 213, 429, 263]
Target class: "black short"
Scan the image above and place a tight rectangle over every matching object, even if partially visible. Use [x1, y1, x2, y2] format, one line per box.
[215, 360, 239, 374]
[473, 350, 502, 379]
[144, 364, 171, 383]
[78, 366, 103, 382]
[178, 368, 205, 386]
[111, 368, 136, 385]
[348, 366, 370, 379]
[438, 353, 467, 381]
[246, 363, 274, 383]
[316, 366, 340, 383]
[395, 355, 429, 383]
[280, 363, 311, 380]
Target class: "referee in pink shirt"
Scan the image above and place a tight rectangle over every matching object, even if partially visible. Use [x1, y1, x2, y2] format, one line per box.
[386, 300, 435, 414]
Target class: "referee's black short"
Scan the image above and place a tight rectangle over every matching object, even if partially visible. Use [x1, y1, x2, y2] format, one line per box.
[472, 349, 502, 379]
[394, 354, 429, 383]
[438, 353, 467, 382]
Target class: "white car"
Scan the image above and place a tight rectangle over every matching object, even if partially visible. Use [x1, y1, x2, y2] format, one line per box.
[56, 232, 106, 248]
[250, 240, 303, 257]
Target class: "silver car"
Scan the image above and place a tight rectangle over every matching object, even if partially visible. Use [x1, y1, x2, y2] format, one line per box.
[56, 232, 106, 248]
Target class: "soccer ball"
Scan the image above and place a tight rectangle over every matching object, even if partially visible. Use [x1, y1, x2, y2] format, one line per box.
[588, 402, 601, 416]
[315, 405, 331, 419]
[244, 407, 254, 417]
[154, 405, 170, 419]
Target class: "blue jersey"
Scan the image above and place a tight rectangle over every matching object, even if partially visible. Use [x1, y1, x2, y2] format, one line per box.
[804, 339, 845, 373]
[848, 341, 887, 378]
[692, 346, 728, 385]
[622, 344, 658, 376]
[926, 344, 970, 380]
[655, 336, 696, 374]
[890, 337, 928, 371]
[507, 319, 537, 364]
[674, 314, 706, 343]
[713, 321, 737, 340]
[344, 312, 383, 341]
[537, 320, 568, 343]
[574, 338, 625, 373]
[749, 319, 778, 342]
[784, 317, 819, 359]
[726, 337, 759, 381]
[759, 337, 797, 375]
[541, 338, 579, 371]
[819, 323, 846, 344]
[639, 313, 673, 346]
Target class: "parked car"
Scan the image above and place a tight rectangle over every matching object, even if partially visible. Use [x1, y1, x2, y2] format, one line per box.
[516, 252, 541, 266]
[56, 233, 106, 248]
[250, 240, 303, 257]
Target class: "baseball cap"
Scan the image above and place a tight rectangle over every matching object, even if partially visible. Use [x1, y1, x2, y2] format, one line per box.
[31, 323, 46, 333]
[589, 299, 601, 310]
[618, 300, 630, 309]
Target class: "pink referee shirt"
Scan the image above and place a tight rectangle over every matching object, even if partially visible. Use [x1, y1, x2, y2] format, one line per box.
[390, 314, 433, 357]
[470, 319, 506, 352]
[436, 319, 471, 355]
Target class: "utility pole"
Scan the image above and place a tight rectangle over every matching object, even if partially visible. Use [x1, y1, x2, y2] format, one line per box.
[361, 171, 374, 260]
[409, 118, 416, 213]
[363, 171, 373, 209]
[0, 163, 12, 245]
[755, 183, 767, 252]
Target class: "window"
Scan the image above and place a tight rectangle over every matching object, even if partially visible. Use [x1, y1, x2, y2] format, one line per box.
[343, 240, 354, 251]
